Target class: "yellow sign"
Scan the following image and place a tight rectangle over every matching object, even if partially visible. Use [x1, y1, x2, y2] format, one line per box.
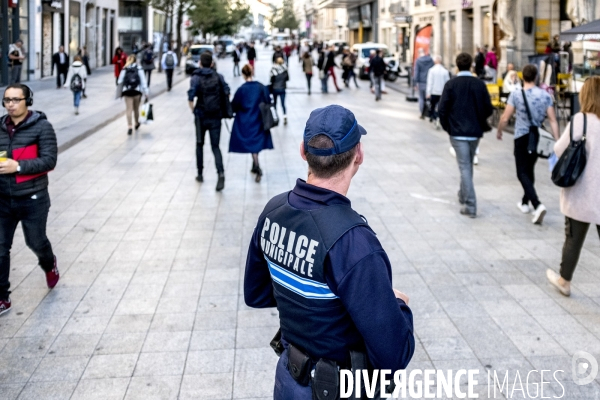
[535, 19, 550, 54]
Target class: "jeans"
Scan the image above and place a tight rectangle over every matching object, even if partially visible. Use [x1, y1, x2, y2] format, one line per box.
[429, 95, 441, 121]
[374, 75, 382, 100]
[73, 91, 82, 108]
[418, 82, 427, 116]
[514, 135, 540, 209]
[274, 348, 313, 400]
[10, 65, 22, 84]
[165, 68, 174, 89]
[233, 62, 240, 76]
[124, 95, 142, 127]
[560, 217, 600, 281]
[195, 116, 224, 176]
[273, 89, 287, 115]
[145, 69, 152, 87]
[450, 137, 480, 214]
[320, 71, 328, 93]
[348, 69, 359, 87]
[0, 190, 55, 299]
[305, 73, 312, 93]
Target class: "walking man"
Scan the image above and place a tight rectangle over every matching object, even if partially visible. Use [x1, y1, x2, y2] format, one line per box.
[426, 55, 450, 126]
[244, 105, 414, 399]
[0, 84, 60, 315]
[52, 46, 69, 89]
[188, 53, 230, 191]
[233, 45, 241, 76]
[438, 53, 493, 218]
[247, 42, 257, 71]
[140, 44, 156, 87]
[8, 40, 25, 84]
[325, 45, 342, 92]
[161, 45, 178, 91]
[370, 49, 386, 101]
[413, 48, 434, 119]
[496, 64, 559, 224]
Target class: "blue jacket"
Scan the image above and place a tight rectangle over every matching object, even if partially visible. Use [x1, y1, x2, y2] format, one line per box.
[244, 179, 415, 370]
[187, 67, 230, 118]
[229, 81, 273, 153]
[413, 55, 434, 84]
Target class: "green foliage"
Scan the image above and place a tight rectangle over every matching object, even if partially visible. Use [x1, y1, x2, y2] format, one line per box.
[270, 0, 299, 31]
[188, 0, 251, 37]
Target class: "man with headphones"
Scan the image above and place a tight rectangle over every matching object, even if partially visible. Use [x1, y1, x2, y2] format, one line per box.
[0, 84, 59, 316]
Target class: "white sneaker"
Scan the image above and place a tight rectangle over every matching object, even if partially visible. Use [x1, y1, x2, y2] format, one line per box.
[546, 269, 570, 296]
[532, 204, 547, 225]
[473, 155, 479, 165]
[517, 202, 530, 214]
[449, 147, 456, 157]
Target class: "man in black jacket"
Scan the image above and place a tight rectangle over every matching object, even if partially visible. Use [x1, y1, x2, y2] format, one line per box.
[52, 46, 69, 89]
[370, 50, 386, 101]
[438, 53, 493, 218]
[187, 53, 230, 191]
[247, 42, 256, 71]
[0, 84, 59, 316]
[325, 45, 342, 92]
[233, 45, 241, 76]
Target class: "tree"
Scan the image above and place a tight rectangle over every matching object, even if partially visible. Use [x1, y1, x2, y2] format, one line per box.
[270, 0, 299, 31]
[188, 0, 251, 38]
[144, 0, 176, 71]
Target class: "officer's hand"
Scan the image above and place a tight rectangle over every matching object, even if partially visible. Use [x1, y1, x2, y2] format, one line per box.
[0, 159, 19, 174]
[393, 289, 409, 305]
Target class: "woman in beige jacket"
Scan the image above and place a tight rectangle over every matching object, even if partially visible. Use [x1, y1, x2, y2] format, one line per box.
[547, 76, 600, 296]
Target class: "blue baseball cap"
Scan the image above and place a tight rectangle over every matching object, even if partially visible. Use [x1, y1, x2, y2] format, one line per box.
[303, 105, 367, 156]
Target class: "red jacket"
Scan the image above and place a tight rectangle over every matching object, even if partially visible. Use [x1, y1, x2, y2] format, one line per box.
[112, 53, 127, 78]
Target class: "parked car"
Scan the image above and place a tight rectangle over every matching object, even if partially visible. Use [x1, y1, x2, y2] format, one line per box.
[351, 42, 408, 80]
[185, 44, 216, 74]
[327, 40, 348, 54]
[217, 39, 236, 56]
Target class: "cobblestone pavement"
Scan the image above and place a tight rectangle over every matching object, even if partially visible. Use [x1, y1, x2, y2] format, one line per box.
[1, 45, 600, 399]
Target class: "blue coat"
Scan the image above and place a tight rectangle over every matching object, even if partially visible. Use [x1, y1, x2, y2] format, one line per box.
[230, 81, 274, 154]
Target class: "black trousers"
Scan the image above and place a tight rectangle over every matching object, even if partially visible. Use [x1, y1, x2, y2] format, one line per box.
[305, 73, 312, 93]
[145, 70, 152, 87]
[0, 190, 55, 299]
[514, 135, 540, 209]
[56, 67, 68, 87]
[165, 69, 174, 89]
[560, 217, 600, 281]
[429, 95, 441, 121]
[195, 116, 224, 176]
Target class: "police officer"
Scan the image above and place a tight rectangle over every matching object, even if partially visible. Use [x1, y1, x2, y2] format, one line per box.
[244, 105, 415, 399]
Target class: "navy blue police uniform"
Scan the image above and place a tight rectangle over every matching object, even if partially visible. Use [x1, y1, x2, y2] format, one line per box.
[244, 106, 415, 399]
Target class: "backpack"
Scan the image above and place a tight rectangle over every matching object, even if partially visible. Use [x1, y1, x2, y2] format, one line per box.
[123, 66, 141, 92]
[196, 71, 222, 118]
[165, 53, 175, 68]
[144, 49, 154, 64]
[70, 72, 83, 92]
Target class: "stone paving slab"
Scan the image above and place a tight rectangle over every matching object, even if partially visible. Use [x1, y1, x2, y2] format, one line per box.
[0, 45, 599, 399]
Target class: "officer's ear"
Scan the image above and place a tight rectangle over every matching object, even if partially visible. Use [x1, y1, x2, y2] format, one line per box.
[354, 142, 364, 166]
[300, 140, 307, 161]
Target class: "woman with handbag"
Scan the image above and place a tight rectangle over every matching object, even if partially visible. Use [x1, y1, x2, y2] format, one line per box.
[229, 64, 274, 183]
[546, 77, 600, 296]
[117, 55, 149, 135]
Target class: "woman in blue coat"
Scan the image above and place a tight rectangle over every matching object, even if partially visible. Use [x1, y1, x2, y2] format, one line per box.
[230, 64, 274, 182]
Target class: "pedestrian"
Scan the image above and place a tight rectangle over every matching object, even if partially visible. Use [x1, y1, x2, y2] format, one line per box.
[63, 55, 87, 115]
[426, 55, 450, 126]
[272, 46, 285, 64]
[8, 39, 25, 84]
[496, 64, 559, 224]
[283, 42, 292, 65]
[52, 45, 69, 89]
[247, 42, 257, 71]
[230, 64, 273, 183]
[502, 62, 515, 80]
[317, 49, 328, 93]
[112, 47, 127, 85]
[117, 55, 149, 135]
[299, 40, 310, 62]
[502, 70, 522, 93]
[78, 47, 91, 98]
[474, 46, 485, 78]
[546, 76, 600, 297]
[370, 49, 386, 101]
[270, 57, 289, 125]
[438, 53, 494, 218]
[243, 104, 415, 399]
[302, 51, 314, 95]
[341, 48, 351, 87]
[140, 44, 156, 87]
[233, 45, 241, 77]
[161, 45, 178, 91]
[413, 48, 434, 119]
[187, 52, 230, 191]
[325, 45, 342, 92]
[0, 84, 60, 316]
[485, 46, 498, 83]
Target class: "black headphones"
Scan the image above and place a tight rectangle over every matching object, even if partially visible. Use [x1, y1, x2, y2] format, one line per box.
[2, 84, 34, 108]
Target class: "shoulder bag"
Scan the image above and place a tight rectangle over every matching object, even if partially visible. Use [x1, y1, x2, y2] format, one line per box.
[551, 113, 587, 187]
[258, 84, 279, 131]
[521, 89, 555, 158]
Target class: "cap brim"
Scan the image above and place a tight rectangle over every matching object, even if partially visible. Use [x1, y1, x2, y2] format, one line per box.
[357, 123, 367, 136]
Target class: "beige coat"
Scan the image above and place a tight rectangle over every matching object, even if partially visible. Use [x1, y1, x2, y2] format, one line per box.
[554, 112, 600, 225]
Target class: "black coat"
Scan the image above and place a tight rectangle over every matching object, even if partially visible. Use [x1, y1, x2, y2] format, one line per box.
[325, 51, 336, 70]
[0, 112, 58, 197]
[52, 52, 69, 72]
[247, 47, 256, 61]
[370, 56, 386, 77]
[438, 76, 494, 138]
[233, 49, 241, 62]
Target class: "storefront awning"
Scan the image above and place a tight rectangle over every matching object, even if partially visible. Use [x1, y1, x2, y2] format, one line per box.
[561, 19, 600, 41]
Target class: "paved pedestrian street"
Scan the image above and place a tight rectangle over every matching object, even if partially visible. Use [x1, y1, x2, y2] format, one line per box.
[1, 46, 600, 400]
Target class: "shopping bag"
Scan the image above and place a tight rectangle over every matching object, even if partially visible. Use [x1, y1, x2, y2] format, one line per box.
[139, 103, 153, 124]
[146, 104, 154, 123]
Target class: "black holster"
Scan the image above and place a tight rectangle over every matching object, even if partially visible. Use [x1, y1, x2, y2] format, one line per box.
[270, 328, 284, 357]
[312, 358, 339, 400]
[288, 344, 312, 386]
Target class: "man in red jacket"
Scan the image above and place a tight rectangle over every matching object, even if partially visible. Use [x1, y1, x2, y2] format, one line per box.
[0, 84, 59, 316]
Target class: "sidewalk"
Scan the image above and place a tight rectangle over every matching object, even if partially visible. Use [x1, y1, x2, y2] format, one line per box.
[1, 64, 188, 152]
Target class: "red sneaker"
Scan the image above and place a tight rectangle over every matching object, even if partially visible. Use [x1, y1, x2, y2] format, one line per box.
[45, 257, 60, 289]
[0, 297, 11, 316]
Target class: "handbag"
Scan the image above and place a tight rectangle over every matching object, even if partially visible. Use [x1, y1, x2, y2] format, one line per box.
[259, 102, 279, 131]
[319, 70, 325, 80]
[551, 113, 587, 187]
[521, 89, 555, 158]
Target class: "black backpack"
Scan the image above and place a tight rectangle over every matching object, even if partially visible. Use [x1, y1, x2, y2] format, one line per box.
[123, 67, 141, 92]
[70, 72, 83, 92]
[144, 50, 154, 64]
[197, 72, 222, 118]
